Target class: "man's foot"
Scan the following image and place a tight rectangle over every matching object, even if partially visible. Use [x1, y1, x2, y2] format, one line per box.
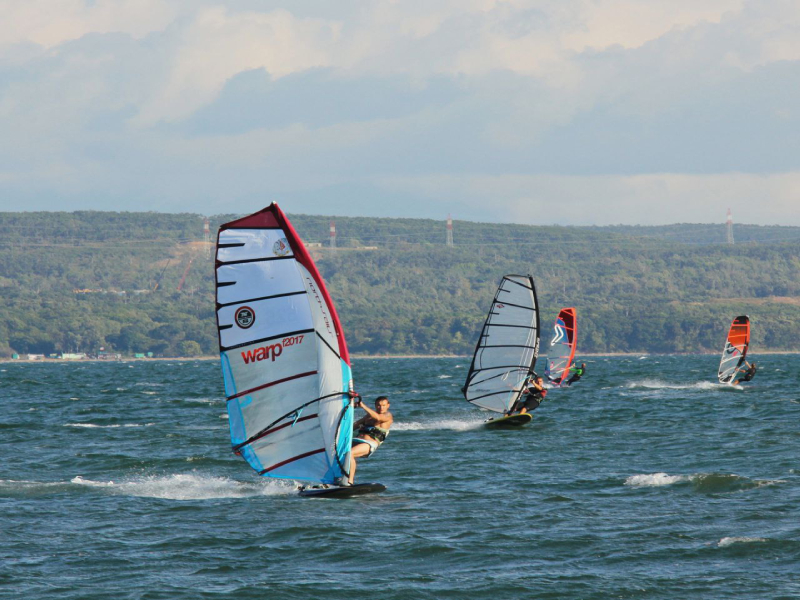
[334, 476, 351, 487]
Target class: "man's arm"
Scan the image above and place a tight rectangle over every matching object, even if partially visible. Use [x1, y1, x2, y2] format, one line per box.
[358, 402, 392, 426]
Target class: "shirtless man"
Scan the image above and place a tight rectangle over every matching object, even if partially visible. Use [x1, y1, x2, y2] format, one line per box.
[345, 395, 393, 486]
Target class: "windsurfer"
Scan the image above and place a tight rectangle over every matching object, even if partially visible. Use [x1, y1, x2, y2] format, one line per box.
[344, 395, 393, 486]
[733, 360, 757, 385]
[512, 375, 547, 414]
[566, 363, 586, 386]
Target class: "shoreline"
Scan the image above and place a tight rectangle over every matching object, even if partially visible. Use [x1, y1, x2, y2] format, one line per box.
[2, 350, 799, 364]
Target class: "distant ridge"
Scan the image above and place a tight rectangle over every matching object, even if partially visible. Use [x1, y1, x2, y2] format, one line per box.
[1, 211, 799, 357]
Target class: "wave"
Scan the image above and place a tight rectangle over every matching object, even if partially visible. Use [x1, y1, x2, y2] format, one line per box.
[70, 473, 296, 500]
[625, 473, 690, 487]
[393, 417, 486, 431]
[64, 423, 155, 428]
[625, 379, 741, 391]
[437, 375, 452, 379]
[625, 472, 785, 492]
[718, 536, 768, 548]
[181, 397, 219, 404]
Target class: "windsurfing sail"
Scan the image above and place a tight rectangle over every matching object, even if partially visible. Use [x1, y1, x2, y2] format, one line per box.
[544, 308, 577, 386]
[718, 315, 750, 384]
[462, 275, 540, 413]
[215, 204, 354, 484]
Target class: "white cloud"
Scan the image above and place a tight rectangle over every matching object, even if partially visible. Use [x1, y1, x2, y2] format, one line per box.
[0, 0, 799, 223]
[0, 0, 175, 47]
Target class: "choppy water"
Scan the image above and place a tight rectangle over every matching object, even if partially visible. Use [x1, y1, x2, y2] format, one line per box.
[1, 356, 799, 599]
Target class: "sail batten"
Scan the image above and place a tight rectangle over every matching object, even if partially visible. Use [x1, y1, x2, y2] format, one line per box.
[462, 275, 540, 414]
[215, 203, 354, 484]
[718, 316, 750, 384]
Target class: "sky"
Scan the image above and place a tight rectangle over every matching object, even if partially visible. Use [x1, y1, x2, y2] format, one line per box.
[0, 0, 798, 225]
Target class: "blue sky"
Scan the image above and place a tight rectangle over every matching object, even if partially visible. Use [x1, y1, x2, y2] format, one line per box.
[0, 0, 798, 225]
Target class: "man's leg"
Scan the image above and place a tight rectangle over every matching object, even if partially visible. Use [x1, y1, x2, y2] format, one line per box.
[349, 442, 372, 484]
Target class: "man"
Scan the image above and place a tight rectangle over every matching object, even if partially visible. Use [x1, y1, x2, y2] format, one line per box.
[565, 362, 586, 386]
[511, 375, 547, 414]
[733, 360, 757, 385]
[344, 395, 393, 486]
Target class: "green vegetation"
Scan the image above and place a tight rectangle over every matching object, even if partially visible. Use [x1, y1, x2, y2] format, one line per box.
[2, 211, 799, 357]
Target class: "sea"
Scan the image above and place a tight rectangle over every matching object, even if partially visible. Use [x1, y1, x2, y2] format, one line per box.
[1, 355, 798, 600]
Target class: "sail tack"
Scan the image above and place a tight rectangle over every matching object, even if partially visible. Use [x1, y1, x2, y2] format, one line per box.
[462, 275, 540, 413]
[215, 204, 353, 484]
[545, 308, 577, 386]
[718, 315, 750, 383]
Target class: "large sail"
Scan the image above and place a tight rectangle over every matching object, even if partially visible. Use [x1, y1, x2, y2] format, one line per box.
[462, 275, 540, 413]
[215, 204, 353, 484]
[718, 315, 750, 383]
[545, 307, 577, 386]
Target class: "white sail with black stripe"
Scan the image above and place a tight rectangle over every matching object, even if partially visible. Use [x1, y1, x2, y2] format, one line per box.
[462, 275, 540, 413]
[215, 204, 354, 484]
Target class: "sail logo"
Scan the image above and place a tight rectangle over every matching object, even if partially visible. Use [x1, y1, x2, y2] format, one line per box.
[273, 238, 290, 257]
[305, 277, 334, 336]
[496, 303, 505, 308]
[241, 343, 283, 364]
[235, 306, 256, 329]
[551, 325, 565, 346]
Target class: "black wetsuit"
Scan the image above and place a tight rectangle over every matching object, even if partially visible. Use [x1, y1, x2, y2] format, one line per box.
[741, 364, 757, 382]
[566, 365, 585, 386]
[512, 387, 546, 413]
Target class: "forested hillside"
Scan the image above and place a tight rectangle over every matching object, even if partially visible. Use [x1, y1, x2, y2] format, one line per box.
[2, 211, 799, 357]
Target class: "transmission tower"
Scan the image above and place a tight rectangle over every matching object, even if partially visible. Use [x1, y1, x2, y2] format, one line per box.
[330, 220, 337, 248]
[203, 217, 211, 258]
[446, 214, 454, 247]
[726, 208, 734, 245]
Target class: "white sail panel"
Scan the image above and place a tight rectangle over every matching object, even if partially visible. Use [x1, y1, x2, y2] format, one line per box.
[217, 228, 294, 262]
[463, 275, 540, 413]
[216, 204, 354, 484]
[217, 260, 304, 306]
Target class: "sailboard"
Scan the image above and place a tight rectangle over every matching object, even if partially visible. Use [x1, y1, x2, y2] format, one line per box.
[298, 482, 386, 498]
[462, 275, 540, 420]
[484, 413, 533, 428]
[544, 307, 577, 386]
[718, 315, 750, 384]
[215, 203, 378, 495]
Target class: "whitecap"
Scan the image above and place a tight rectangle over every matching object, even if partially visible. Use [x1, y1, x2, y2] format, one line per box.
[437, 375, 452, 379]
[625, 473, 690, 487]
[718, 536, 768, 547]
[625, 379, 737, 391]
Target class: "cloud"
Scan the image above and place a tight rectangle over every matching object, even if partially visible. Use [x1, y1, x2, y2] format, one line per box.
[0, 0, 799, 224]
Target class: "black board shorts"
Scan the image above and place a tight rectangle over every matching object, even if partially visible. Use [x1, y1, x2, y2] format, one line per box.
[517, 396, 541, 412]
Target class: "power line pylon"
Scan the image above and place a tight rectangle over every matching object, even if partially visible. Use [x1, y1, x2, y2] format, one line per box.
[446, 214, 454, 247]
[726, 208, 734, 245]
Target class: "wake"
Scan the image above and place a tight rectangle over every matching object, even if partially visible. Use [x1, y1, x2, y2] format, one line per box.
[393, 416, 487, 432]
[70, 473, 296, 500]
[625, 379, 742, 391]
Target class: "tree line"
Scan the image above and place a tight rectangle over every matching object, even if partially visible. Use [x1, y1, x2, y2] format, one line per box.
[1, 211, 799, 357]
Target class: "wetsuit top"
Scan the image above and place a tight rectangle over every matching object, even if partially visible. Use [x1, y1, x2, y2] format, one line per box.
[571, 366, 585, 376]
[742, 365, 757, 381]
[523, 385, 546, 400]
[356, 424, 389, 443]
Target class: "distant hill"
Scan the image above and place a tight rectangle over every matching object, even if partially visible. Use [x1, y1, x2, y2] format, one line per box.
[1, 210, 799, 357]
